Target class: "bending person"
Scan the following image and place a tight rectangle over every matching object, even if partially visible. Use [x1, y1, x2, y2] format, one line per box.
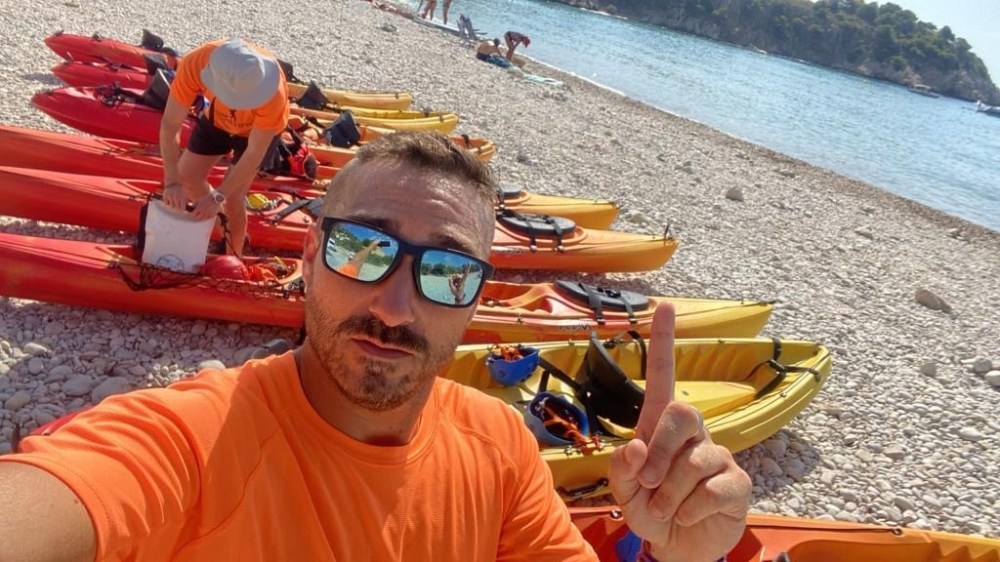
[159, 37, 290, 257]
[503, 30, 531, 62]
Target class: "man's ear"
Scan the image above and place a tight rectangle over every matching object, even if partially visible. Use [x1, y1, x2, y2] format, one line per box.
[302, 225, 321, 288]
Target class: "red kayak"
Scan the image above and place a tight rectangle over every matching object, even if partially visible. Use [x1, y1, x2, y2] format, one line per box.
[0, 232, 765, 340]
[571, 506, 1000, 561]
[0, 165, 675, 272]
[0, 126, 324, 193]
[44, 30, 179, 69]
[32, 86, 189, 145]
[0, 126, 621, 230]
[52, 60, 155, 90]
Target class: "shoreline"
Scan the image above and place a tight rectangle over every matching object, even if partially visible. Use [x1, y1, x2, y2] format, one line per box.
[0, 0, 998, 539]
[517, 50, 1000, 239]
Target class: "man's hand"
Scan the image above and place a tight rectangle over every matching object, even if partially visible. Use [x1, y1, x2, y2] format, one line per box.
[189, 191, 222, 221]
[608, 303, 752, 562]
[162, 182, 187, 211]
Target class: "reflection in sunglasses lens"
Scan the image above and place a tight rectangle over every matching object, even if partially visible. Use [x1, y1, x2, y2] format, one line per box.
[326, 223, 398, 282]
[324, 219, 489, 307]
[419, 250, 484, 306]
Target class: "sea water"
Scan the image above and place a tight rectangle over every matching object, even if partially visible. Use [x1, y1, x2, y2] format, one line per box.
[428, 0, 1000, 231]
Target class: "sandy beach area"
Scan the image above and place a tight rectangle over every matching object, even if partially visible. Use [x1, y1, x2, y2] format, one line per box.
[0, 0, 998, 537]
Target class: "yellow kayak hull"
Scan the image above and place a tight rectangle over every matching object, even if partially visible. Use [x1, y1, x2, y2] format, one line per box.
[444, 337, 831, 500]
[292, 106, 459, 134]
[287, 82, 412, 111]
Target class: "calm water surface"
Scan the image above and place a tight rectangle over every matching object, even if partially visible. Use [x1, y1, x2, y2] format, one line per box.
[424, 0, 1000, 231]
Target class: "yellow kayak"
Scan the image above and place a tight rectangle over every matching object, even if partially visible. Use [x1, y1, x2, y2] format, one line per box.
[299, 122, 495, 167]
[444, 335, 831, 500]
[292, 106, 460, 134]
[287, 82, 412, 111]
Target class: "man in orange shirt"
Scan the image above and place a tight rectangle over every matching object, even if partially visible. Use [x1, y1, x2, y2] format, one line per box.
[0, 133, 750, 561]
[160, 37, 290, 257]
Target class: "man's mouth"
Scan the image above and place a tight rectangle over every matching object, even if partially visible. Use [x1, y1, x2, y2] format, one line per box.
[351, 337, 415, 360]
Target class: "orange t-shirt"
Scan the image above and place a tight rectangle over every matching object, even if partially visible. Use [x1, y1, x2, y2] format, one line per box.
[2, 353, 596, 561]
[170, 40, 289, 137]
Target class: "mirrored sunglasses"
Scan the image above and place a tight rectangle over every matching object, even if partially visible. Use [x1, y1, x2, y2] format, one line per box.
[320, 217, 494, 308]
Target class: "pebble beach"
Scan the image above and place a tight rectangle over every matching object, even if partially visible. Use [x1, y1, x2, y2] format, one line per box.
[1, 0, 998, 539]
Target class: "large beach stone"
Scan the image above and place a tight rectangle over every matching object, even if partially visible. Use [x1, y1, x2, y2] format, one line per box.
[957, 427, 985, 442]
[919, 361, 938, 377]
[972, 357, 993, 374]
[725, 186, 745, 202]
[4, 390, 32, 412]
[198, 360, 226, 372]
[92, 377, 131, 403]
[984, 371, 1000, 388]
[63, 375, 95, 397]
[46, 364, 74, 382]
[27, 357, 45, 375]
[884, 444, 906, 461]
[915, 288, 952, 313]
[23, 342, 50, 356]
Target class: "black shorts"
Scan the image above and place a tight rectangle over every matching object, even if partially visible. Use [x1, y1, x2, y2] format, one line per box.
[187, 117, 281, 166]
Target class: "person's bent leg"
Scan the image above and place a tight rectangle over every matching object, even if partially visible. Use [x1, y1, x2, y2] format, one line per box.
[221, 184, 250, 256]
[177, 150, 225, 204]
[505, 35, 516, 61]
[180, 117, 232, 204]
[221, 133, 281, 256]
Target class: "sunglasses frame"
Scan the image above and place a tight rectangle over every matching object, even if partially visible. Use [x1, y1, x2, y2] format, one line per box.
[319, 216, 495, 308]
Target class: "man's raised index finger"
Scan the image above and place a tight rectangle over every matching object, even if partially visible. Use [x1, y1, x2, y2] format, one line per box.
[635, 302, 676, 442]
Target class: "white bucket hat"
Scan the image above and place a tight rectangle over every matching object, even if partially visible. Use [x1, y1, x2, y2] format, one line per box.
[200, 38, 280, 109]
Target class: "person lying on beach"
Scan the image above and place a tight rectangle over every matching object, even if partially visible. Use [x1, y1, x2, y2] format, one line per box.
[504, 30, 531, 62]
[475, 38, 513, 69]
[0, 132, 750, 562]
[159, 37, 290, 258]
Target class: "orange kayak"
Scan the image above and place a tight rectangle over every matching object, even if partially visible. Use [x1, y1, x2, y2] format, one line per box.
[0, 166, 661, 272]
[0, 232, 767, 341]
[0, 127, 618, 229]
[572, 506, 1000, 561]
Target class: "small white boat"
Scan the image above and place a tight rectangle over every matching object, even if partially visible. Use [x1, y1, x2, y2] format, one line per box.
[908, 84, 940, 98]
[976, 100, 1000, 117]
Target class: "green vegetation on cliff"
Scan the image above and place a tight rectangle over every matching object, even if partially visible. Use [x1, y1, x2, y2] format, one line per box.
[551, 0, 1000, 103]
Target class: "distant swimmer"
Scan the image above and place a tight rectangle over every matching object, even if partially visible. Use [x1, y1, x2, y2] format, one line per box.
[503, 31, 530, 62]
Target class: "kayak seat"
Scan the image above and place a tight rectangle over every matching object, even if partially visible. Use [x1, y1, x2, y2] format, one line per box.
[496, 210, 575, 252]
[296, 81, 330, 111]
[496, 183, 526, 201]
[553, 280, 649, 325]
[276, 59, 300, 84]
[143, 52, 170, 75]
[140, 29, 165, 52]
[140, 69, 173, 111]
[574, 331, 645, 429]
[322, 111, 361, 148]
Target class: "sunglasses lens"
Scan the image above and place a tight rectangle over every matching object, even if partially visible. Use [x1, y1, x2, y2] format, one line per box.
[417, 249, 488, 307]
[325, 221, 399, 282]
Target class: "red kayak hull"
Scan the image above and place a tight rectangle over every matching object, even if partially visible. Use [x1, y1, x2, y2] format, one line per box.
[44, 31, 178, 69]
[31, 86, 191, 145]
[0, 165, 676, 273]
[52, 60, 155, 90]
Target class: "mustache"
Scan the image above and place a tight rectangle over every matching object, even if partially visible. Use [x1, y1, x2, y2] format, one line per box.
[334, 314, 429, 354]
